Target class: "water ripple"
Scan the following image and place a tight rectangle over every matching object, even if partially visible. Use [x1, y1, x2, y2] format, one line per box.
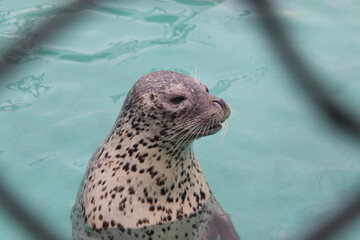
[6, 73, 51, 97]
[0, 3, 87, 38]
[173, 0, 224, 7]
[0, 2, 206, 64]
[150, 66, 199, 77]
[239, 10, 252, 17]
[0, 99, 31, 112]
[0, 73, 50, 113]
[34, 25, 195, 63]
[211, 66, 269, 95]
[110, 92, 127, 103]
[28, 153, 56, 167]
[93, 4, 181, 23]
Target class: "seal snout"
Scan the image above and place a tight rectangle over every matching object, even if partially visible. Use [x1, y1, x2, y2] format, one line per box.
[212, 99, 228, 111]
[211, 97, 231, 119]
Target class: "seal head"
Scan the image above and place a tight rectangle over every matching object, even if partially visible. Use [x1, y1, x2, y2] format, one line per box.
[120, 71, 230, 141]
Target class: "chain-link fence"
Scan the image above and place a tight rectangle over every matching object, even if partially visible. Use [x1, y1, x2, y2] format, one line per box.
[0, 0, 359, 240]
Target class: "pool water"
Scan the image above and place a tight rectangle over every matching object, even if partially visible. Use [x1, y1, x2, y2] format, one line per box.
[1, 0, 360, 239]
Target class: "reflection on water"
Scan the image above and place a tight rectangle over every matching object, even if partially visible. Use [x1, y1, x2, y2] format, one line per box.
[239, 9, 251, 17]
[211, 66, 269, 95]
[6, 73, 50, 97]
[110, 92, 127, 103]
[150, 66, 199, 78]
[93, 4, 181, 23]
[28, 153, 56, 167]
[173, 0, 224, 6]
[0, 73, 50, 113]
[0, 99, 31, 112]
[0, 2, 205, 64]
[34, 5, 198, 63]
[0, 3, 90, 37]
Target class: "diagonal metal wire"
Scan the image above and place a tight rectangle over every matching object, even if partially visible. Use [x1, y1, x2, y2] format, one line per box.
[0, 0, 94, 81]
[0, 1, 94, 240]
[0, 180, 65, 240]
[249, 0, 360, 240]
[248, 0, 360, 138]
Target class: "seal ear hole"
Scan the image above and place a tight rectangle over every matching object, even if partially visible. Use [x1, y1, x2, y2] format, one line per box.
[170, 96, 186, 104]
[205, 87, 209, 93]
[150, 94, 154, 101]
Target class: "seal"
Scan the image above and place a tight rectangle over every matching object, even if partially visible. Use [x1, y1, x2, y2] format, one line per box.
[71, 71, 240, 240]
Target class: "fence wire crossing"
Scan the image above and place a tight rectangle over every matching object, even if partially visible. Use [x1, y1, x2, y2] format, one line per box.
[0, 0, 359, 240]
[251, 1, 360, 240]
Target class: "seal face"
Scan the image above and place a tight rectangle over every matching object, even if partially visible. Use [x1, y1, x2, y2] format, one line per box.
[71, 71, 240, 240]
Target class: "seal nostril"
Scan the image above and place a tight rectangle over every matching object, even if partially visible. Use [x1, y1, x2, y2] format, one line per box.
[212, 99, 227, 110]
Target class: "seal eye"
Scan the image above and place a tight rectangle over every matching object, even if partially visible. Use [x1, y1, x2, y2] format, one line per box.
[170, 96, 186, 104]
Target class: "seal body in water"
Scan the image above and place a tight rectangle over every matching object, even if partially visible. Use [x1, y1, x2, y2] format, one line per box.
[71, 71, 240, 240]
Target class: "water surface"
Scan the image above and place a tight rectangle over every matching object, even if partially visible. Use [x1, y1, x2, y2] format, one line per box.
[1, 0, 360, 239]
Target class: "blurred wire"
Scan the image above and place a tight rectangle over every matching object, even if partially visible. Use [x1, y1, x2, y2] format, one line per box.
[0, 1, 94, 240]
[0, 0, 94, 81]
[305, 196, 360, 240]
[0, 179, 65, 240]
[249, 0, 360, 239]
[249, 0, 360, 138]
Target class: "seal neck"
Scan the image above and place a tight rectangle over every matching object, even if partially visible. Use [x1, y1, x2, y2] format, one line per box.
[83, 126, 211, 228]
[102, 127, 201, 184]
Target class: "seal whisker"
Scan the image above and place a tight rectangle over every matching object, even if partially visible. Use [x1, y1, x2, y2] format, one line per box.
[209, 118, 216, 137]
[164, 118, 201, 134]
[166, 70, 178, 83]
[220, 119, 229, 143]
[167, 123, 200, 156]
[206, 119, 213, 136]
[195, 125, 206, 140]
[160, 119, 198, 138]
[164, 120, 209, 141]
[174, 123, 201, 149]
[166, 130, 195, 163]
[164, 120, 200, 139]
[165, 124, 198, 141]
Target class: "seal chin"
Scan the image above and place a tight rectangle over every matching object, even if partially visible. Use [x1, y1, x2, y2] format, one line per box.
[203, 124, 222, 136]
[196, 115, 228, 137]
[189, 122, 224, 138]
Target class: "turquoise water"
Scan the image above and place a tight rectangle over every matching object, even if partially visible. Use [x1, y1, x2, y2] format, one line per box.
[1, 0, 360, 239]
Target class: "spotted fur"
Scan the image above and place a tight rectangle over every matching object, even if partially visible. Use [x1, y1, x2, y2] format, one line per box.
[71, 71, 240, 240]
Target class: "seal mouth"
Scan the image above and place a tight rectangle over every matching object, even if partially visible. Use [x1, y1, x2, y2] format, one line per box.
[202, 122, 223, 136]
[196, 118, 227, 137]
[172, 117, 228, 140]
